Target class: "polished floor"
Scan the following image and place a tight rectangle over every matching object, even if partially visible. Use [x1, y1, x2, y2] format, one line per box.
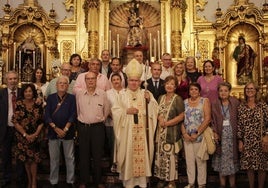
[0, 146, 267, 188]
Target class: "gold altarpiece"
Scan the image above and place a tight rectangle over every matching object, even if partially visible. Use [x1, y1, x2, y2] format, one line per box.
[1, 0, 268, 97]
[0, 0, 59, 83]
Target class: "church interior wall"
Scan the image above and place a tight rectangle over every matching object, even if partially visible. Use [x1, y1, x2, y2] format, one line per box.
[0, 0, 268, 97]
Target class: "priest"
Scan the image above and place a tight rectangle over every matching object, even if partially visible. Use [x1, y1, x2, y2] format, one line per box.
[112, 59, 158, 188]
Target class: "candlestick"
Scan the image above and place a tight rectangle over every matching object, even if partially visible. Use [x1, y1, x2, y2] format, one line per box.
[109, 30, 112, 54]
[149, 33, 152, 62]
[153, 39, 157, 60]
[157, 31, 160, 60]
[19, 50, 21, 69]
[112, 40, 115, 57]
[33, 51, 35, 69]
[117, 34, 120, 57]
[13, 42, 16, 69]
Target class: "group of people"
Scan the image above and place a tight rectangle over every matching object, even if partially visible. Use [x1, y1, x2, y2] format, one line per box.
[0, 49, 267, 188]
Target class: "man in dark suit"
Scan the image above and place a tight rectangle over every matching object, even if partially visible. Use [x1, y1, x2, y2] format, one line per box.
[141, 62, 166, 101]
[0, 71, 25, 187]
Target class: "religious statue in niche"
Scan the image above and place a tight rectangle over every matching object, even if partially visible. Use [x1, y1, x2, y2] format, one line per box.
[233, 35, 256, 84]
[18, 33, 41, 82]
[127, 0, 144, 47]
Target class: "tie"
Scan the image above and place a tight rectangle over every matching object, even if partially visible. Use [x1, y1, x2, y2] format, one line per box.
[11, 91, 16, 111]
[154, 81, 158, 90]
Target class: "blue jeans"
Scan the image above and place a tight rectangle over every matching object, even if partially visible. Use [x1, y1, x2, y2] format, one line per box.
[48, 139, 75, 184]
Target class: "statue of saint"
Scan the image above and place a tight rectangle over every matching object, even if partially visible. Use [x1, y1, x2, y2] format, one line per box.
[233, 36, 256, 78]
[127, 0, 143, 47]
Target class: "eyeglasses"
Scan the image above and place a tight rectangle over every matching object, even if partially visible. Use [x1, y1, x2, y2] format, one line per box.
[85, 77, 96, 80]
[61, 69, 71, 72]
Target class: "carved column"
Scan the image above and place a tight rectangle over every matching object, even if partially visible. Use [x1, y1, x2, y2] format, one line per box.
[99, 0, 110, 53]
[171, 0, 183, 59]
[160, 0, 171, 55]
[84, 0, 99, 58]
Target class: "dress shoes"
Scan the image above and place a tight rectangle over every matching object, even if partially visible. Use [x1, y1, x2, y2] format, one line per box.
[0, 180, 11, 188]
[67, 183, 76, 188]
[50, 184, 58, 188]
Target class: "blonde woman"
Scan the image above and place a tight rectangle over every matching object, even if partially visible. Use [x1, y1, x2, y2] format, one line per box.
[173, 61, 189, 100]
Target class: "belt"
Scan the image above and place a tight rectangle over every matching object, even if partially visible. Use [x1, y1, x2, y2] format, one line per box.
[78, 121, 103, 127]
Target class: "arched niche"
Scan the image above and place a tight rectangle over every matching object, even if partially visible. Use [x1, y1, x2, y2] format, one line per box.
[225, 23, 260, 86]
[0, 1, 59, 83]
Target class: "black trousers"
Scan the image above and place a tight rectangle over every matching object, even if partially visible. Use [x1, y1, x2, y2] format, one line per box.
[1, 126, 26, 183]
[78, 122, 105, 185]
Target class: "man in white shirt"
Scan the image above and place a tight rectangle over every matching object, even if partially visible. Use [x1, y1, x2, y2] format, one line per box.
[160, 53, 174, 80]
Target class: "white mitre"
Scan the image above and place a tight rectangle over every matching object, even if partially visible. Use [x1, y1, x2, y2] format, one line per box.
[125, 58, 143, 78]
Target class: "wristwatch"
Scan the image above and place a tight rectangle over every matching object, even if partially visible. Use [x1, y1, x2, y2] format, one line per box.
[64, 127, 69, 132]
[51, 123, 56, 129]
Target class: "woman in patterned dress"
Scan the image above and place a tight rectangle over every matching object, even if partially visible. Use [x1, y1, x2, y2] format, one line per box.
[154, 75, 184, 188]
[238, 82, 268, 188]
[211, 82, 240, 188]
[182, 82, 211, 188]
[12, 83, 44, 188]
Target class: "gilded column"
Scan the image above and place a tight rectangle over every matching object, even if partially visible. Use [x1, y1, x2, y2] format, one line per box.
[160, 0, 171, 55]
[171, 0, 183, 59]
[84, 0, 99, 58]
[99, 0, 110, 54]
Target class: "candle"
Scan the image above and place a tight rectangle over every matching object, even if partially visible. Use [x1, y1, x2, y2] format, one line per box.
[109, 30, 112, 54]
[149, 33, 152, 62]
[19, 50, 21, 69]
[41, 45, 43, 68]
[112, 40, 115, 57]
[157, 31, 160, 60]
[101, 35, 103, 50]
[13, 42, 16, 69]
[33, 51, 35, 69]
[117, 34, 120, 57]
[259, 43, 263, 78]
[6, 49, 9, 71]
[153, 39, 156, 60]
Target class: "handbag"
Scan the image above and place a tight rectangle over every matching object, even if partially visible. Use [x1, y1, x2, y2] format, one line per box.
[203, 126, 216, 155]
[260, 107, 268, 153]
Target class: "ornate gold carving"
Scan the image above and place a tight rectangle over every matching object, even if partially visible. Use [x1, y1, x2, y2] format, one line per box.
[88, 31, 99, 58]
[61, 40, 74, 63]
[213, 0, 268, 90]
[171, 31, 181, 59]
[0, 0, 59, 81]
[64, 0, 75, 11]
[84, 0, 99, 31]
[195, 0, 209, 22]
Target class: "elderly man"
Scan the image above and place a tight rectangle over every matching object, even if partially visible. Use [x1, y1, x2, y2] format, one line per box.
[0, 71, 26, 187]
[45, 76, 76, 188]
[112, 59, 158, 188]
[76, 71, 110, 188]
[160, 53, 174, 80]
[45, 63, 75, 96]
[73, 58, 111, 94]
